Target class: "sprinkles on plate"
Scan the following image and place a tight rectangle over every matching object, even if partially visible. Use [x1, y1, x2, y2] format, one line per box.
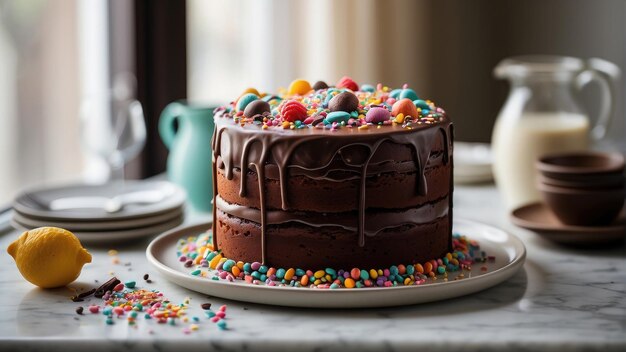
[176, 233, 490, 289]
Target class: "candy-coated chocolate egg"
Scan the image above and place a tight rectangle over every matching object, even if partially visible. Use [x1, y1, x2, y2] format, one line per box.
[243, 100, 270, 118]
[336, 76, 358, 91]
[288, 79, 312, 96]
[360, 84, 375, 93]
[389, 89, 402, 99]
[236, 93, 259, 112]
[391, 98, 418, 118]
[399, 88, 419, 101]
[240, 87, 260, 97]
[413, 99, 430, 110]
[365, 106, 390, 123]
[312, 81, 329, 90]
[324, 111, 351, 124]
[328, 91, 359, 113]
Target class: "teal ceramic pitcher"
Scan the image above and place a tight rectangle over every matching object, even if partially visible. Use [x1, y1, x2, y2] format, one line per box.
[159, 101, 216, 212]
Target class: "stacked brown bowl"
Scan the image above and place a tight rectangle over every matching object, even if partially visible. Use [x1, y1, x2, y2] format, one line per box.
[536, 152, 625, 226]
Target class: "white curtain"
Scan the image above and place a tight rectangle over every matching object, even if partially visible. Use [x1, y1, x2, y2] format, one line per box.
[187, 0, 433, 105]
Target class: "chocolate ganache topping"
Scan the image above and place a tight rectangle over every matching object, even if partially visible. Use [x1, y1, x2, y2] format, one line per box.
[212, 78, 453, 264]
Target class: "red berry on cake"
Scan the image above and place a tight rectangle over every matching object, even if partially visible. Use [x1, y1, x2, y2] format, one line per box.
[281, 100, 308, 122]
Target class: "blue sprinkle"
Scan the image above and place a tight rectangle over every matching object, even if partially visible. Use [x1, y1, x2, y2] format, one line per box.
[217, 320, 227, 330]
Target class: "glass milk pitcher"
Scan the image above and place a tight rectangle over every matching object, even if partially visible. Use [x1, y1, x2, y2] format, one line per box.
[491, 55, 620, 210]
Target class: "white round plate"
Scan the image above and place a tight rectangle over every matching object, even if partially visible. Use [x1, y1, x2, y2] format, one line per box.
[13, 181, 186, 221]
[146, 219, 526, 308]
[454, 142, 494, 184]
[12, 215, 184, 245]
[12, 206, 184, 231]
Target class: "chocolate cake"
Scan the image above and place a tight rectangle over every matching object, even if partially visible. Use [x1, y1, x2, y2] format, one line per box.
[211, 77, 453, 270]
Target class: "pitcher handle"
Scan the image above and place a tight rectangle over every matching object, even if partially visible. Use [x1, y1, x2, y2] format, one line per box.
[575, 58, 621, 141]
[159, 101, 186, 150]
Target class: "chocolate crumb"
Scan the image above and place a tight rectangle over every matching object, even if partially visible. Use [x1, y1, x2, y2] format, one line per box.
[201, 303, 212, 310]
[143, 274, 149, 281]
[94, 277, 120, 298]
[76, 307, 84, 315]
[80, 288, 96, 298]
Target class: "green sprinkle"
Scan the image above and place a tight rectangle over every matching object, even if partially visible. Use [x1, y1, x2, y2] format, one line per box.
[124, 281, 136, 288]
[190, 269, 201, 276]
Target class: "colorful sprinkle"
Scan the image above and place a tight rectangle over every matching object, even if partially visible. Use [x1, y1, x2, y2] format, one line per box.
[175, 232, 488, 289]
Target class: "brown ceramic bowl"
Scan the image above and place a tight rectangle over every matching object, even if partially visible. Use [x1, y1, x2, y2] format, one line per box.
[538, 174, 625, 190]
[537, 152, 625, 183]
[538, 182, 625, 226]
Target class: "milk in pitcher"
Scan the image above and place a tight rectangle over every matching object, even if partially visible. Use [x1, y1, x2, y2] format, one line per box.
[492, 112, 589, 209]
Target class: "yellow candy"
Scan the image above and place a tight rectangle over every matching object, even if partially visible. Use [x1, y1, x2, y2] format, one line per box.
[394, 113, 405, 124]
[415, 263, 424, 274]
[240, 87, 260, 97]
[209, 254, 222, 269]
[232, 266, 241, 276]
[424, 262, 433, 274]
[284, 268, 295, 281]
[288, 79, 312, 96]
[369, 269, 378, 279]
[314, 270, 325, 279]
[344, 278, 356, 288]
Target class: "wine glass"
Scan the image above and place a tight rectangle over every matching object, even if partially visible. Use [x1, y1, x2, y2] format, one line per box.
[80, 72, 146, 183]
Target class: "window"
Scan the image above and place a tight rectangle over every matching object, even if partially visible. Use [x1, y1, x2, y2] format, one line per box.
[0, 0, 83, 204]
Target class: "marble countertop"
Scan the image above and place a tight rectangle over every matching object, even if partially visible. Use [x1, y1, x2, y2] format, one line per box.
[0, 184, 624, 352]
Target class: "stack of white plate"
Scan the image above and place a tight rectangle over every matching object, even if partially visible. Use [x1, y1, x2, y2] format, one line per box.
[11, 180, 186, 244]
[454, 142, 494, 184]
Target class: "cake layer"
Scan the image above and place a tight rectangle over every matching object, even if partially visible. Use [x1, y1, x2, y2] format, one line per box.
[216, 162, 450, 212]
[215, 208, 451, 269]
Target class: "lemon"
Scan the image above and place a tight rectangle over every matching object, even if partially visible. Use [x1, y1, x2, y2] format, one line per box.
[7, 227, 92, 288]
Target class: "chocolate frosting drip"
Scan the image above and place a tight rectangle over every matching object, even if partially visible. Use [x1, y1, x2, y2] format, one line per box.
[211, 114, 453, 264]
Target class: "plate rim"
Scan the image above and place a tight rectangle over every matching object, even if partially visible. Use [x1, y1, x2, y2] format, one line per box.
[12, 207, 184, 231]
[12, 180, 186, 221]
[146, 218, 526, 296]
[510, 202, 625, 234]
[11, 215, 184, 243]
